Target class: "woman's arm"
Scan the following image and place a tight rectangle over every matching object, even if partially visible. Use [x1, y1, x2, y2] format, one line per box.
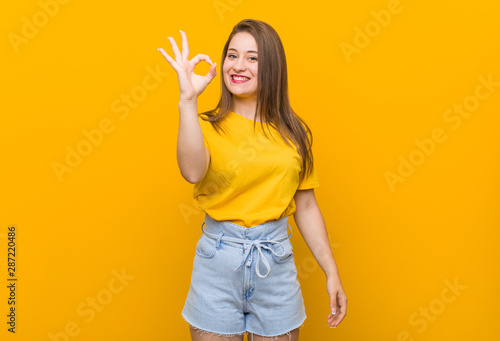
[157, 31, 216, 184]
[293, 188, 347, 328]
[177, 99, 210, 184]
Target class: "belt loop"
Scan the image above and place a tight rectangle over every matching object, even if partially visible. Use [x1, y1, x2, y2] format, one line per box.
[287, 224, 292, 239]
[200, 221, 206, 233]
[215, 232, 223, 249]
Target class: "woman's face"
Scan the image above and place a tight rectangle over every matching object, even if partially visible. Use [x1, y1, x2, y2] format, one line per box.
[223, 32, 258, 100]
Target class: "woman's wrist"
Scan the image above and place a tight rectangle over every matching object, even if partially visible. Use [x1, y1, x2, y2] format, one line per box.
[178, 97, 197, 107]
[325, 268, 341, 281]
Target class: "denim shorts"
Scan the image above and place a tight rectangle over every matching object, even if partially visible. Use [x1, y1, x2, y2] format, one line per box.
[181, 213, 307, 337]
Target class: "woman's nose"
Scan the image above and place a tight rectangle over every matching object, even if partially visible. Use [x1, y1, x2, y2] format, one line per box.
[233, 58, 246, 71]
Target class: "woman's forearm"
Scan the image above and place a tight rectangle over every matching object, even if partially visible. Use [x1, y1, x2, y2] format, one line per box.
[293, 205, 340, 279]
[177, 99, 208, 184]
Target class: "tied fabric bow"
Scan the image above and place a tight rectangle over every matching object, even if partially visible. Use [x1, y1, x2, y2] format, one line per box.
[234, 239, 287, 278]
[200, 221, 290, 279]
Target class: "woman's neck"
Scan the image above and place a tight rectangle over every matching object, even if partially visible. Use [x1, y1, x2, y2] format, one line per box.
[232, 96, 262, 122]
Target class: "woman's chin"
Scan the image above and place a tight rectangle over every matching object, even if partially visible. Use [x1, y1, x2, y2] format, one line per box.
[230, 92, 256, 100]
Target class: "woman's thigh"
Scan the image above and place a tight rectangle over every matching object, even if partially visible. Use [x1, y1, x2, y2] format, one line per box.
[189, 326, 245, 341]
[247, 327, 299, 341]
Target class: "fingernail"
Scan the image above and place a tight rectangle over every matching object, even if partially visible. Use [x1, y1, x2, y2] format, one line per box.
[331, 307, 336, 315]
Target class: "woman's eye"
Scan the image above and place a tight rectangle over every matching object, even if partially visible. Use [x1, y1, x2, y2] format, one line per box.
[227, 54, 257, 61]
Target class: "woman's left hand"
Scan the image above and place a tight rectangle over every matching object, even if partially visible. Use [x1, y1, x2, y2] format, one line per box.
[326, 274, 347, 328]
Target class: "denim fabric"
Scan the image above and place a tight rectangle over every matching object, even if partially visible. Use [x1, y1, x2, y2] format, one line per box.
[182, 213, 307, 337]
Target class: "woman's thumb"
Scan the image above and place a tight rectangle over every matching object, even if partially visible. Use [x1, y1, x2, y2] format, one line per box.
[331, 294, 338, 317]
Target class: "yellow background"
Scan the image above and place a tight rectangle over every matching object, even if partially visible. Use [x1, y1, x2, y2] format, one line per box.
[2, 0, 499, 339]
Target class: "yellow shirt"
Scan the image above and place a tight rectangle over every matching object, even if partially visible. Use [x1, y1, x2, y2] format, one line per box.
[194, 111, 320, 228]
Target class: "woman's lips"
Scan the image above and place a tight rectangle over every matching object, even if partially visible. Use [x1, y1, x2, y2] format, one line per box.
[231, 75, 250, 83]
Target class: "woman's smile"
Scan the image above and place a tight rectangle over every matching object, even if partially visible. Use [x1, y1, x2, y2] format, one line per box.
[231, 74, 251, 83]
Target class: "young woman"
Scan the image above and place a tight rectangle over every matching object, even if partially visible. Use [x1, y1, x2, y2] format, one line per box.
[158, 19, 347, 341]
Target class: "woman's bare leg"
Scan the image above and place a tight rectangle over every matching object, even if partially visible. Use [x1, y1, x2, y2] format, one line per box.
[247, 327, 299, 341]
[189, 325, 245, 341]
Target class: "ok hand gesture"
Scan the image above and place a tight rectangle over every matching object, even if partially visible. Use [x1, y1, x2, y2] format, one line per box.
[157, 30, 217, 102]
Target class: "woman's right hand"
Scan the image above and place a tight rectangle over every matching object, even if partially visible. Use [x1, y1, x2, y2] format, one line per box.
[157, 30, 217, 102]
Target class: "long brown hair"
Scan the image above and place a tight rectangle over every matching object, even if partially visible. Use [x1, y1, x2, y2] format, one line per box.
[200, 18, 315, 183]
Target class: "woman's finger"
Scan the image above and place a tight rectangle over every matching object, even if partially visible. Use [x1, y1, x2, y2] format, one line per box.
[204, 62, 217, 81]
[338, 296, 347, 318]
[167, 36, 182, 60]
[332, 295, 347, 327]
[157, 48, 179, 72]
[190, 54, 214, 67]
[328, 314, 336, 327]
[180, 30, 189, 61]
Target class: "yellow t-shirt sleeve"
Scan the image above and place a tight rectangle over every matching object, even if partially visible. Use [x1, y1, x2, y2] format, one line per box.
[297, 160, 320, 190]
